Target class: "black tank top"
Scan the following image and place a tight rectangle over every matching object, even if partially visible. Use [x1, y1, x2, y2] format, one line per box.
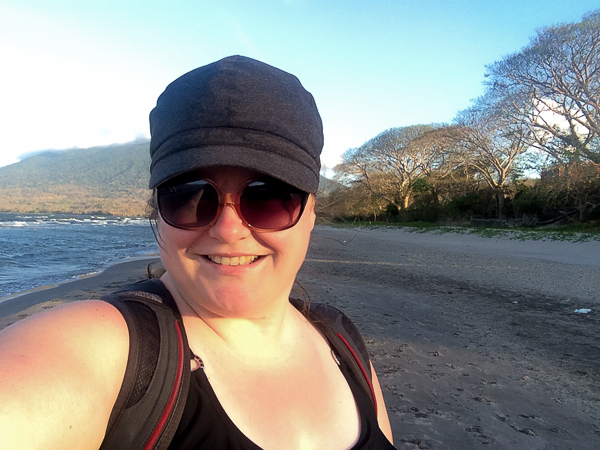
[169, 358, 396, 449]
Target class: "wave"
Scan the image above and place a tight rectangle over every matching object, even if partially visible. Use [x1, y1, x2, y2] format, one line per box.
[0, 215, 158, 297]
[0, 213, 149, 228]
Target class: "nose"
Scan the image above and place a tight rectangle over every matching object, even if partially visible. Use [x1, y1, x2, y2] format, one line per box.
[207, 203, 251, 243]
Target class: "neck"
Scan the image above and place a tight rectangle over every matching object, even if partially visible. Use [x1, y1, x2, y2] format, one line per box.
[161, 273, 304, 364]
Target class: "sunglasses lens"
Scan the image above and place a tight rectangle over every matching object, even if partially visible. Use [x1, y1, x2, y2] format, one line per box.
[240, 180, 306, 230]
[158, 180, 219, 228]
[158, 177, 308, 231]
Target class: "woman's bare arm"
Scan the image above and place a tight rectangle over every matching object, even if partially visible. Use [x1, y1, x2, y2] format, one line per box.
[371, 362, 394, 444]
[0, 300, 129, 449]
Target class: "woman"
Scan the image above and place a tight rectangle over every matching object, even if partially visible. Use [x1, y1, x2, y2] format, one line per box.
[0, 56, 394, 449]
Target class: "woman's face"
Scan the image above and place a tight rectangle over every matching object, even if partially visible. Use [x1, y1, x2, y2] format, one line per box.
[157, 166, 316, 319]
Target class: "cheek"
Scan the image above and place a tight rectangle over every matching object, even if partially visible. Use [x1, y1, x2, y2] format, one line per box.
[270, 214, 314, 268]
[157, 220, 196, 261]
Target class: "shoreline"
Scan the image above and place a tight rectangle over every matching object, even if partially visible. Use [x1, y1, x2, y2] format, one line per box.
[0, 256, 161, 328]
[0, 253, 160, 304]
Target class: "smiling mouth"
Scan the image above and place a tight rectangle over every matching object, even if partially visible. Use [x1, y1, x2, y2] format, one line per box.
[206, 255, 260, 266]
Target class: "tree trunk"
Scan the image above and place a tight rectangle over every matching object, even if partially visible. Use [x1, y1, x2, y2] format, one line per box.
[496, 190, 505, 219]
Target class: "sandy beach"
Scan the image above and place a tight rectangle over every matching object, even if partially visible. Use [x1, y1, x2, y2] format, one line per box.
[2, 225, 599, 449]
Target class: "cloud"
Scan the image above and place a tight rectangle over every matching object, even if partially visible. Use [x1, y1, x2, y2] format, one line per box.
[233, 22, 260, 54]
[534, 98, 591, 141]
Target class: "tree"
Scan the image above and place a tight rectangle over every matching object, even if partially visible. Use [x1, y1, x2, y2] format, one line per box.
[485, 10, 600, 164]
[334, 146, 388, 219]
[455, 95, 529, 218]
[408, 125, 476, 204]
[335, 125, 439, 213]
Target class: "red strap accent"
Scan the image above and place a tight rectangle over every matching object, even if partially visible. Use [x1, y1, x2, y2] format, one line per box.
[336, 332, 377, 415]
[143, 320, 185, 450]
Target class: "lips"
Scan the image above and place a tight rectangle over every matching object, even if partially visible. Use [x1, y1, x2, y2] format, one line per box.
[206, 255, 259, 266]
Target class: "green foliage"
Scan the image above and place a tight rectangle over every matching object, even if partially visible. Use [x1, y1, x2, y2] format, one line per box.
[447, 191, 495, 218]
[411, 178, 432, 194]
[384, 202, 400, 219]
[512, 181, 562, 216]
[399, 203, 445, 223]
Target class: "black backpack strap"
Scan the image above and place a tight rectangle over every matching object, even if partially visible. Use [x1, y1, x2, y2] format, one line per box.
[297, 301, 377, 414]
[100, 279, 191, 450]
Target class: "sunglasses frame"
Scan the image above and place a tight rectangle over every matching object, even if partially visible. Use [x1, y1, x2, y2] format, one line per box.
[157, 176, 310, 232]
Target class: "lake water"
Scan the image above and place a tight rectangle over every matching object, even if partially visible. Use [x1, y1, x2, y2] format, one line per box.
[0, 213, 158, 298]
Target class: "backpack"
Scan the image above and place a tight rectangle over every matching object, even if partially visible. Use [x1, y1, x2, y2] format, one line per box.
[99, 279, 376, 450]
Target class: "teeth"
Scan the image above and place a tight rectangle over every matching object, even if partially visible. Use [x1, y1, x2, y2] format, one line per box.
[208, 255, 258, 266]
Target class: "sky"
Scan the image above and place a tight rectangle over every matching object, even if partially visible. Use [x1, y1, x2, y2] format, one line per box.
[0, 0, 598, 172]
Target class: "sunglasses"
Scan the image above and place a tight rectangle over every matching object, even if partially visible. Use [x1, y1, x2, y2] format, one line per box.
[157, 176, 309, 232]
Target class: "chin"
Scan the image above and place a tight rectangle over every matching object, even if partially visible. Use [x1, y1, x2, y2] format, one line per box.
[204, 284, 291, 318]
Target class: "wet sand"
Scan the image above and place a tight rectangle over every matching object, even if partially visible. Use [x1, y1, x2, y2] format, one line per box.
[2, 226, 599, 449]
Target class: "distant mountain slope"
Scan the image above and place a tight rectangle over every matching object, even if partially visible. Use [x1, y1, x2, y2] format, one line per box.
[0, 140, 338, 216]
[0, 142, 152, 216]
[0, 141, 151, 190]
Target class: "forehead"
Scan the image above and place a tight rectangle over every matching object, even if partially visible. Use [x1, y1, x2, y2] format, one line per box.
[203, 167, 267, 193]
[164, 166, 269, 191]
[198, 166, 263, 182]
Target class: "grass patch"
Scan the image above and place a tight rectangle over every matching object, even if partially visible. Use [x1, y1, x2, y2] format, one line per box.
[466, 224, 600, 242]
[318, 219, 600, 242]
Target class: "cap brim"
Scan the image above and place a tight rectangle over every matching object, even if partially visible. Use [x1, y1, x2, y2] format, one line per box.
[149, 144, 319, 193]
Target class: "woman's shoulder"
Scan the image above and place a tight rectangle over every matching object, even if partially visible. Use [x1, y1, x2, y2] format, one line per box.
[0, 299, 130, 390]
[0, 300, 129, 449]
[0, 299, 129, 358]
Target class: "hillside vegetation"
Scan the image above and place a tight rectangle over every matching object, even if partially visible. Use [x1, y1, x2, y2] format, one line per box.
[0, 142, 152, 216]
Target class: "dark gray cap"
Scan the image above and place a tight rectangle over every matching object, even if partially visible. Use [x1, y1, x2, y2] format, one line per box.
[149, 55, 323, 192]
